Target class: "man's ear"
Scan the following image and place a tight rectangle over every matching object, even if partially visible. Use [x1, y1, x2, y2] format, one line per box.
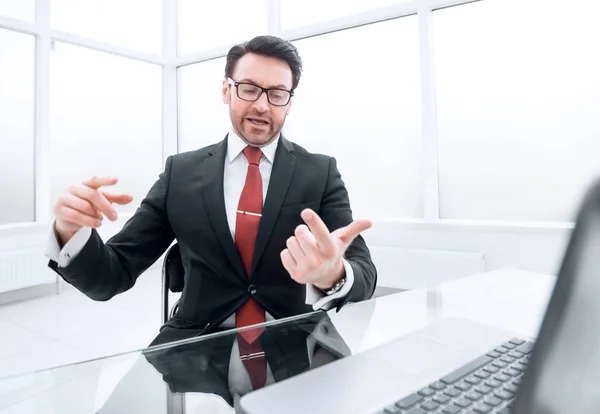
[222, 78, 230, 104]
[286, 99, 292, 116]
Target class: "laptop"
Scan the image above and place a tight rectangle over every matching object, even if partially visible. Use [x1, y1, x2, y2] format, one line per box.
[240, 177, 600, 414]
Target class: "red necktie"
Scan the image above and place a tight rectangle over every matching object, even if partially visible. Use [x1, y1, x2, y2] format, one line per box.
[235, 146, 266, 389]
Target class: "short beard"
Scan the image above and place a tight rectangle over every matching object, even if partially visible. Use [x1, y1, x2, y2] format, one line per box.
[229, 106, 283, 148]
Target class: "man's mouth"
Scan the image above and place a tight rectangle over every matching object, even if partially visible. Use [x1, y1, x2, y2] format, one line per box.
[247, 117, 269, 126]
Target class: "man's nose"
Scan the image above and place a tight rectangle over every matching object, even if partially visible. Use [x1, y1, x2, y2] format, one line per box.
[252, 92, 270, 112]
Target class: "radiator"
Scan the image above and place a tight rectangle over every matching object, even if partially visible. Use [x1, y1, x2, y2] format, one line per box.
[0, 247, 57, 293]
[370, 246, 485, 290]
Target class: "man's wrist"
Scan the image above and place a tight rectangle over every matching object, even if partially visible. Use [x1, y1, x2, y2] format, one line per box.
[314, 260, 345, 292]
[54, 223, 77, 249]
[322, 276, 346, 296]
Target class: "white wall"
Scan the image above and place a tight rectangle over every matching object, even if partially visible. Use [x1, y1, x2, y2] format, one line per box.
[0, 213, 166, 295]
[368, 221, 570, 283]
[0, 216, 571, 295]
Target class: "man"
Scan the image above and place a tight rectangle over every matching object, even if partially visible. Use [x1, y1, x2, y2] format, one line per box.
[45, 35, 377, 349]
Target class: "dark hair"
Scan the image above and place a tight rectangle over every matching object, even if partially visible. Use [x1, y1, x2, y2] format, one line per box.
[225, 35, 303, 91]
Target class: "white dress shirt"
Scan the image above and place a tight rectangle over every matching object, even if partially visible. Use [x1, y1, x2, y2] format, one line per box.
[45, 129, 354, 322]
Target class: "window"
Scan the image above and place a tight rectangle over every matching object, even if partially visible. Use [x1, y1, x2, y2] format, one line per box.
[280, 0, 410, 31]
[178, 0, 267, 56]
[0, 0, 35, 22]
[49, 43, 163, 215]
[50, 0, 162, 54]
[285, 17, 422, 218]
[435, 0, 600, 222]
[0, 29, 35, 225]
[178, 58, 231, 152]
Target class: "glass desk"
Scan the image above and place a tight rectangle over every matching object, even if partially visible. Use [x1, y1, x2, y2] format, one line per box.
[0, 268, 555, 414]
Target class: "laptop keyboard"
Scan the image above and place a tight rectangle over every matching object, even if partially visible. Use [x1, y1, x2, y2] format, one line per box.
[377, 338, 534, 414]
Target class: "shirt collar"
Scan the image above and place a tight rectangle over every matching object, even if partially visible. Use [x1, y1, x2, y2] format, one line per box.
[226, 128, 280, 164]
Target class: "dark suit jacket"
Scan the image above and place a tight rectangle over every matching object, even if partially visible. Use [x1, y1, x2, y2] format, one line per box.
[48, 134, 377, 345]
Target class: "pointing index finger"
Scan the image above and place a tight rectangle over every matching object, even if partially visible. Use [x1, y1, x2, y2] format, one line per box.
[301, 209, 335, 255]
[333, 219, 373, 247]
[83, 176, 119, 189]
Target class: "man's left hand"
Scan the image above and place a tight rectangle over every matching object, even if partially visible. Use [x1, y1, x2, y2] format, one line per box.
[280, 209, 372, 291]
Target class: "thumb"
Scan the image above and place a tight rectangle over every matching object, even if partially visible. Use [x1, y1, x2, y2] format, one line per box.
[332, 219, 372, 246]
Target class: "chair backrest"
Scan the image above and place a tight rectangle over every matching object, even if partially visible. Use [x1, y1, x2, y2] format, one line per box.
[163, 242, 185, 293]
[161, 243, 185, 324]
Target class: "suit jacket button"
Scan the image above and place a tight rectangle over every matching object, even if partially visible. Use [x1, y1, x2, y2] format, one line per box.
[248, 284, 257, 295]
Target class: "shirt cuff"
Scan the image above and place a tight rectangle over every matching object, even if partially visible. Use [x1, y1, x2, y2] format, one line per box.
[306, 258, 355, 311]
[44, 221, 92, 268]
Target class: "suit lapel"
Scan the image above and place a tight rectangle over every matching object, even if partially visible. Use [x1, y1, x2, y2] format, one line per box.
[251, 137, 296, 275]
[202, 135, 247, 281]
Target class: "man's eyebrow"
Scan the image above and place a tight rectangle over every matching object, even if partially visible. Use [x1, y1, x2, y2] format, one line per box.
[238, 78, 291, 90]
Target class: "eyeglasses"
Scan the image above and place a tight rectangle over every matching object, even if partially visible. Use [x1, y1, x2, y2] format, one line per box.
[228, 78, 293, 107]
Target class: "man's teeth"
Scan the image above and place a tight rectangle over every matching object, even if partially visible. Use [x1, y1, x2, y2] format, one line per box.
[249, 119, 267, 125]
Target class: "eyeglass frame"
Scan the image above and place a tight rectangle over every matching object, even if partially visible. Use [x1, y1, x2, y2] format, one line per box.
[227, 77, 294, 107]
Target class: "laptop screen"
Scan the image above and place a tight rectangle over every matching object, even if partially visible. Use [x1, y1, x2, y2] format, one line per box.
[514, 180, 600, 413]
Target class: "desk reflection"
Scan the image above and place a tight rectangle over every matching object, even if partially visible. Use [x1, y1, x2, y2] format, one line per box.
[98, 311, 351, 413]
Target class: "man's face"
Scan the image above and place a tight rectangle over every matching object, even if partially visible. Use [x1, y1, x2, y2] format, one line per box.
[222, 53, 293, 147]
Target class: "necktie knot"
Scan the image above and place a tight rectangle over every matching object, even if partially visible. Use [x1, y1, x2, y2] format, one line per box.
[243, 146, 262, 166]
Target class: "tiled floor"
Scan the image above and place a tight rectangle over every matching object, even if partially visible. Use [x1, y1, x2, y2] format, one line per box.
[0, 267, 168, 379]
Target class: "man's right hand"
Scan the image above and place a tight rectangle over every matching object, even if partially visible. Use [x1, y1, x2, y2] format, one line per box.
[54, 176, 134, 246]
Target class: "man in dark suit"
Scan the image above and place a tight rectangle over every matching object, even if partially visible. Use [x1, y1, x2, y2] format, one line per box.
[45, 35, 377, 351]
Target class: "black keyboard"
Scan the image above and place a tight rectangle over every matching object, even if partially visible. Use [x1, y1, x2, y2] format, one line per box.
[376, 338, 535, 414]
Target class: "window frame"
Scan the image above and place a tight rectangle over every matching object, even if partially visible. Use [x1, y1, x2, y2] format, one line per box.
[0, 0, 577, 230]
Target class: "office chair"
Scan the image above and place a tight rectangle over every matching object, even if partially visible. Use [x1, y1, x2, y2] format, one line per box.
[159, 242, 188, 413]
[161, 242, 185, 325]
